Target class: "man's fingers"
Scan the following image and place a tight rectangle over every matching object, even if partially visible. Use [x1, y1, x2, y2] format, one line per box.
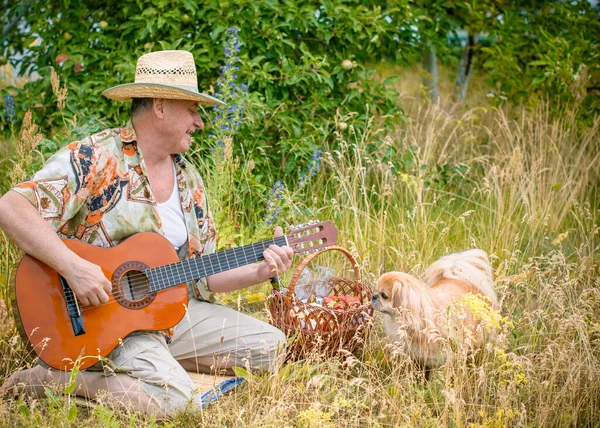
[273, 226, 284, 238]
[88, 294, 101, 306]
[263, 228, 294, 279]
[98, 290, 110, 304]
[265, 252, 279, 273]
[284, 245, 294, 261]
[272, 244, 294, 268]
[103, 281, 113, 295]
[266, 247, 291, 272]
[268, 259, 278, 274]
[78, 285, 109, 306]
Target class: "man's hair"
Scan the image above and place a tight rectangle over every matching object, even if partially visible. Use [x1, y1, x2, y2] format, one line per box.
[130, 98, 154, 117]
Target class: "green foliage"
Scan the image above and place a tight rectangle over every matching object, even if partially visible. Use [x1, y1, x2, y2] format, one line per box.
[399, 1, 600, 120]
[0, 90, 599, 427]
[1, 0, 407, 184]
[1, 2, 599, 426]
[3, 0, 599, 227]
[192, 28, 252, 245]
[476, 2, 600, 116]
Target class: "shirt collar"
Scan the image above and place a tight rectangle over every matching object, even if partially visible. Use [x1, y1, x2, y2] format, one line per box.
[120, 119, 137, 145]
[120, 119, 187, 169]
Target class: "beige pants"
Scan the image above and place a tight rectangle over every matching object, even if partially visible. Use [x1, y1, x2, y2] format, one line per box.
[106, 299, 286, 412]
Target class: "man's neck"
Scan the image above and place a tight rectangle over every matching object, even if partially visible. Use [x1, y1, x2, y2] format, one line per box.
[131, 115, 171, 167]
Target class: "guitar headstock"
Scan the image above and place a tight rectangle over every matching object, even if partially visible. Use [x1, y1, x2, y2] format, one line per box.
[286, 220, 338, 254]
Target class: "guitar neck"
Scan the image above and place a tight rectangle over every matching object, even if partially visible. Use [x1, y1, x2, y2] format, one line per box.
[145, 236, 287, 292]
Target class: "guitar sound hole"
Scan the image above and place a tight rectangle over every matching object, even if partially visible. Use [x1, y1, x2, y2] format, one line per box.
[112, 261, 155, 309]
[119, 270, 149, 301]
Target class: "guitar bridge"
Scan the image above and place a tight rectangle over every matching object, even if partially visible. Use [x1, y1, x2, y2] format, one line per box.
[59, 275, 86, 336]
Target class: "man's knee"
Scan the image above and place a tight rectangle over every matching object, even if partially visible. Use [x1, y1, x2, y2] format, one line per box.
[270, 327, 287, 352]
[249, 325, 287, 372]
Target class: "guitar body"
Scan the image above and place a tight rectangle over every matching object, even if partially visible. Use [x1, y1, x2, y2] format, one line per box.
[10, 221, 338, 371]
[12, 232, 188, 370]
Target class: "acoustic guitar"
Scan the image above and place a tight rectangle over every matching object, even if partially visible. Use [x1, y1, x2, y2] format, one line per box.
[11, 221, 337, 370]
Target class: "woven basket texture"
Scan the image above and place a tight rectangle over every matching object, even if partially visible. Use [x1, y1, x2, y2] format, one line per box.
[268, 246, 373, 360]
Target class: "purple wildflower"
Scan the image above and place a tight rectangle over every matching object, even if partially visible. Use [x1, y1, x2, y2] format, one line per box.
[264, 180, 285, 225]
[208, 26, 248, 153]
[298, 149, 323, 189]
[4, 94, 15, 123]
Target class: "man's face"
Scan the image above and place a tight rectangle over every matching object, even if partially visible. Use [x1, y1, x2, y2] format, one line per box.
[161, 99, 204, 153]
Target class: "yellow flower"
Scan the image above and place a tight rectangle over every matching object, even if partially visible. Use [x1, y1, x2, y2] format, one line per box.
[398, 173, 420, 192]
[298, 406, 334, 428]
[456, 293, 509, 331]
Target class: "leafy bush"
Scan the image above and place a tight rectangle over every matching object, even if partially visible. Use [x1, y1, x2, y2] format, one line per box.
[478, 1, 600, 117]
[1, 0, 408, 183]
[2, 0, 599, 231]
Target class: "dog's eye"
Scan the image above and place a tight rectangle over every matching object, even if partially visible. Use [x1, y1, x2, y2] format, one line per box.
[381, 292, 388, 299]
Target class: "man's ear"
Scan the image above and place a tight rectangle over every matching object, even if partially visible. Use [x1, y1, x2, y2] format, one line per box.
[153, 98, 166, 118]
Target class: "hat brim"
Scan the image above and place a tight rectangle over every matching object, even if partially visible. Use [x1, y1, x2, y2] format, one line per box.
[102, 83, 224, 105]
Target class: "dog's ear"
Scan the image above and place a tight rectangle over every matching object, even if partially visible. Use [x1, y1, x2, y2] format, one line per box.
[377, 273, 400, 305]
[381, 273, 423, 309]
[390, 277, 404, 308]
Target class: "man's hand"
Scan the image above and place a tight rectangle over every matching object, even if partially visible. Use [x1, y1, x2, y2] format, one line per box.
[206, 226, 295, 292]
[258, 226, 294, 280]
[62, 257, 113, 306]
[0, 192, 112, 306]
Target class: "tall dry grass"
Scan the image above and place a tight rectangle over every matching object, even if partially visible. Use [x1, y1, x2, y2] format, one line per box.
[0, 100, 598, 426]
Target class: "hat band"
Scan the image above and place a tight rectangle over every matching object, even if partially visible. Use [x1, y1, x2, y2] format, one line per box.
[135, 66, 198, 87]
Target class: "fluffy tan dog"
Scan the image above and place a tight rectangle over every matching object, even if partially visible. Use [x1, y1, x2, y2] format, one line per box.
[371, 249, 498, 371]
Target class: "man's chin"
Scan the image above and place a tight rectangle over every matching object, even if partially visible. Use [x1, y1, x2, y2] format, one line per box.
[180, 136, 192, 152]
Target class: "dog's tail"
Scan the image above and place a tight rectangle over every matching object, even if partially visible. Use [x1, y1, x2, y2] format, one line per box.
[425, 249, 498, 306]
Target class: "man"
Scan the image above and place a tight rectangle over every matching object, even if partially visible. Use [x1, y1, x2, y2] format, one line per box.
[0, 50, 294, 414]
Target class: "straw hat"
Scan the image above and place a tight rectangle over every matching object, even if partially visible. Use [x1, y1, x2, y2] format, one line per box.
[103, 50, 224, 105]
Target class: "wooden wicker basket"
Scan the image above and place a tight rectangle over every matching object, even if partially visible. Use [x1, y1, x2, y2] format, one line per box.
[268, 246, 373, 360]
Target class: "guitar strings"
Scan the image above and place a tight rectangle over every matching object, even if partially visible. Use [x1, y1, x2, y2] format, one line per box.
[65, 239, 289, 312]
[101, 238, 287, 292]
[60, 229, 327, 313]
[73, 230, 326, 310]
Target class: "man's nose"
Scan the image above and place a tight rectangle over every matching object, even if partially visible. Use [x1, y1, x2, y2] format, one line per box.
[194, 113, 204, 131]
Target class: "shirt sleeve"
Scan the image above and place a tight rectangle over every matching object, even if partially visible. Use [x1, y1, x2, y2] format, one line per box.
[10, 141, 89, 233]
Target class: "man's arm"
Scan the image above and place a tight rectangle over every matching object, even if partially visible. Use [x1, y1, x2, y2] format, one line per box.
[0, 191, 112, 306]
[206, 226, 294, 293]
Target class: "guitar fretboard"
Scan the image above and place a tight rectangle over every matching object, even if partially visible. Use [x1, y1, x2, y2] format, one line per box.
[145, 236, 287, 291]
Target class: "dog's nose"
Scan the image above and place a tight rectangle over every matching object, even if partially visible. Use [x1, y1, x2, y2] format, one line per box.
[371, 294, 379, 302]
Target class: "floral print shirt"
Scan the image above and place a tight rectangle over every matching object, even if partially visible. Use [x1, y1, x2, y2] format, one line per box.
[11, 120, 217, 301]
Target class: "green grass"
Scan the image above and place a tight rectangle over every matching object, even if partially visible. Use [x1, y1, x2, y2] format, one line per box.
[0, 81, 599, 426]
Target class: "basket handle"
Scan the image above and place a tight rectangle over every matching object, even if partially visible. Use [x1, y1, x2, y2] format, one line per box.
[285, 245, 362, 300]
